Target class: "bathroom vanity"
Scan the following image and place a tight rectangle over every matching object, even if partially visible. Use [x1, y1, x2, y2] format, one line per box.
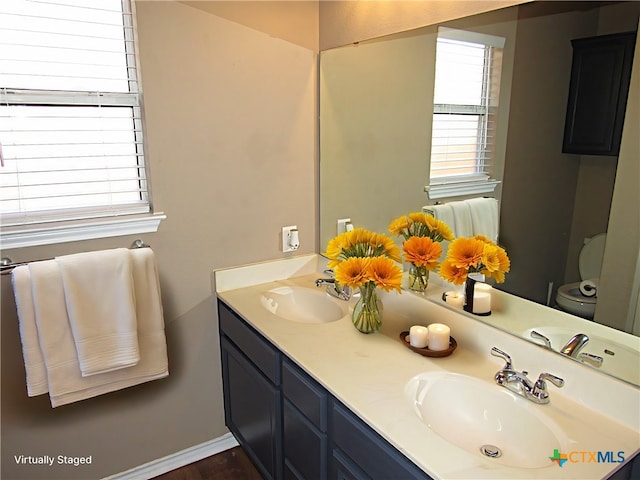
[214, 254, 639, 480]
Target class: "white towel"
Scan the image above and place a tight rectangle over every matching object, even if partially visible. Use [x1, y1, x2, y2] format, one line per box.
[11, 266, 48, 396]
[448, 200, 474, 238]
[56, 248, 139, 377]
[424, 204, 457, 237]
[13, 248, 168, 407]
[467, 197, 499, 243]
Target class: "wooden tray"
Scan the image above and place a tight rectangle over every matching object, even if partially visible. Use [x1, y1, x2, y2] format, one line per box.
[400, 331, 457, 357]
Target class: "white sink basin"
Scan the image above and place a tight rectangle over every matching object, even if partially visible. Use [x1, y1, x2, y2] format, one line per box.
[260, 286, 348, 324]
[524, 326, 640, 385]
[405, 372, 568, 468]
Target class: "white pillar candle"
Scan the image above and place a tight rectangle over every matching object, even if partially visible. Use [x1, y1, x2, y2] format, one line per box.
[428, 323, 450, 351]
[473, 292, 492, 314]
[409, 325, 428, 348]
[444, 291, 464, 309]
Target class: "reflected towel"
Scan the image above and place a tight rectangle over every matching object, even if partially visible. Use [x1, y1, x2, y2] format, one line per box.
[449, 201, 474, 237]
[579, 278, 599, 297]
[424, 204, 456, 236]
[467, 197, 499, 243]
[56, 248, 139, 377]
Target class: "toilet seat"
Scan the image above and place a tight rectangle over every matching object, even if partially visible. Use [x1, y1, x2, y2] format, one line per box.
[556, 282, 596, 304]
[555, 233, 606, 319]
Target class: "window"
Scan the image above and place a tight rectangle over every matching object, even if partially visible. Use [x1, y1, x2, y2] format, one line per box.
[0, 0, 163, 248]
[426, 27, 505, 199]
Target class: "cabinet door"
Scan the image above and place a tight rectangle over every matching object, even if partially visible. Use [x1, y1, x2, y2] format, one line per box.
[283, 399, 328, 480]
[221, 337, 282, 480]
[331, 401, 432, 480]
[563, 32, 636, 155]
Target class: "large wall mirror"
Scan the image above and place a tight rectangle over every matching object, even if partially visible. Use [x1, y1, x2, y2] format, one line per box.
[319, 1, 640, 385]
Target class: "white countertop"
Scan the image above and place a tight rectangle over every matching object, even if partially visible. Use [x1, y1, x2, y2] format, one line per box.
[214, 254, 640, 480]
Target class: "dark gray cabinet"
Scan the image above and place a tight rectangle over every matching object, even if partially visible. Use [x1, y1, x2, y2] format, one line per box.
[562, 31, 636, 156]
[219, 301, 282, 480]
[218, 299, 432, 480]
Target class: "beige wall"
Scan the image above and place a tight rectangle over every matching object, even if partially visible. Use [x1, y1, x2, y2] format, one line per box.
[1, 2, 316, 479]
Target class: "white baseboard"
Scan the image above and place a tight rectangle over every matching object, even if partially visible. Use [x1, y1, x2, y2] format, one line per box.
[103, 432, 239, 480]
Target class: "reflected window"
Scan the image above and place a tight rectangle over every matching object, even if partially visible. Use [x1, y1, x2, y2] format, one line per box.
[427, 28, 505, 199]
[0, 0, 149, 227]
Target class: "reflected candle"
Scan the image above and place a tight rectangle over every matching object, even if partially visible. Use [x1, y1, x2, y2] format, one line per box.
[444, 291, 464, 309]
[409, 325, 428, 348]
[473, 290, 492, 314]
[428, 323, 450, 351]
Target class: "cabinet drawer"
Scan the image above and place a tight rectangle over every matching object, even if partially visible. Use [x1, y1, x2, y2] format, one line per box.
[218, 300, 280, 384]
[283, 358, 328, 431]
[332, 401, 431, 480]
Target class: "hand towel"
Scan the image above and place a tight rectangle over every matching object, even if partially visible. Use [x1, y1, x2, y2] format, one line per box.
[467, 197, 500, 242]
[449, 200, 474, 238]
[23, 249, 168, 407]
[423, 204, 455, 263]
[56, 248, 139, 377]
[11, 265, 49, 396]
[424, 204, 457, 237]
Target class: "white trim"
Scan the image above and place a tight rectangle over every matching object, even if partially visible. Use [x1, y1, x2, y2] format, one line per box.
[0, 212, 166, 249]
[438, 26, 506, 48]
[102, 433, 239, 480]
[425, 180, 500, 199]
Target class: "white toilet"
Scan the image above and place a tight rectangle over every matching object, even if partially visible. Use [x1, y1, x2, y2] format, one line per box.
[555, 233, 606, 319]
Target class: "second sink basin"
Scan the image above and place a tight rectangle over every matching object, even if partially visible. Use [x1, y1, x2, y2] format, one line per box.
[405, 372, 568, 469]
[260, 286, 348, 324]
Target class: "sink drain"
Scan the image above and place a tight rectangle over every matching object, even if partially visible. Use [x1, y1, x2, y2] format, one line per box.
[480, 445, 502, 458]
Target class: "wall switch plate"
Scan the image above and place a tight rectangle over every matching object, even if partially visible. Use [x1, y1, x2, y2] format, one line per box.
[337, 218, 352, 234]
[282, 225, 299, 252]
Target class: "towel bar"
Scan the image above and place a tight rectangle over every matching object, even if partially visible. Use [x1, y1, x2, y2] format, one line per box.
[0, 240, 151, 275]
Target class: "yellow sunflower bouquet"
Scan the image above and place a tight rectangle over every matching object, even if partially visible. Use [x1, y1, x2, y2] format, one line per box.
[388, 212, 454, 292]
[325, 228, 403, 333]
[439, 234, 510, 285]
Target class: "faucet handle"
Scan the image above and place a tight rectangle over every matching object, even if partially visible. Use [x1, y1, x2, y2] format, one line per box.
[536, 372, 564, 389]
[531, 372, 564, 404]
[491, 347, 513, 370]
[530, 330, 552, 350]
[323, 269, 335, 278]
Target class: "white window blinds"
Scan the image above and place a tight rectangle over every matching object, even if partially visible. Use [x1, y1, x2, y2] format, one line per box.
[427, 27, 505, 199]
[0, 0, 149, 227]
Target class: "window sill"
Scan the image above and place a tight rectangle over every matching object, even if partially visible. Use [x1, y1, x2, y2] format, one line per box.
[0, 213, 166, 250]
[425, 179, 501, 200]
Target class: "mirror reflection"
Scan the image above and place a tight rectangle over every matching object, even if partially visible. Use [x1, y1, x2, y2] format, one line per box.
[319, 1, 640, 385]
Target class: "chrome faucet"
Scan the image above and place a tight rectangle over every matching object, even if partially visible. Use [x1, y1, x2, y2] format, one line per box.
[560, 333, 589, 358]
[315, 269, 351, 301]
[530, 331, 603, 367]
[491, 347, 564, 404]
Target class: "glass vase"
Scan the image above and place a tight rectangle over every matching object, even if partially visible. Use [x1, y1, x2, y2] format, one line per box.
[352, 283, 382, 333]
[408, 264, 429, 293]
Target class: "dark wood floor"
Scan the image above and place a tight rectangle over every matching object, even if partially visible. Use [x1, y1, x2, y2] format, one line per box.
[152, 447, 263, 480]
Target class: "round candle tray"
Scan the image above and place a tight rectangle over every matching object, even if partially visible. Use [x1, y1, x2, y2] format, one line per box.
[400, 331, 457, 357]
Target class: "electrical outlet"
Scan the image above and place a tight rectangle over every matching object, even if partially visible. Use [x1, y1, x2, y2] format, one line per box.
[337, 218, 352, 234]
[282, 225, 299, 252]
